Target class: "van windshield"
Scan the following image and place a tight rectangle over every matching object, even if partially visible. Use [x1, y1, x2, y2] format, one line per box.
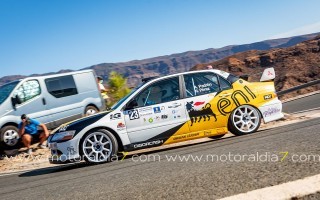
[0, 81, 20, 105]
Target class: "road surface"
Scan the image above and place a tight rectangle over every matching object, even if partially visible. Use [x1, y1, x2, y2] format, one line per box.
[0, 94, 319, 199]
[282, 93, 320, 113]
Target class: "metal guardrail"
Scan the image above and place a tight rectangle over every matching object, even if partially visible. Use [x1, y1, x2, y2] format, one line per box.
[277, 79, 320, 96]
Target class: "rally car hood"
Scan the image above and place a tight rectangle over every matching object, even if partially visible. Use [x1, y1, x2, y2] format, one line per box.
[52, 110, 112, 134]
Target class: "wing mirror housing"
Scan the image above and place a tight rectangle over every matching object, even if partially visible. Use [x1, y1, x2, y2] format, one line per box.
[125, 99, 138, 110]
[11, 95, 22, 108]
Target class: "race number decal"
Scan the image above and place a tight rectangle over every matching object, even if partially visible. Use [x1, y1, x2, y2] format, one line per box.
[128, 109, 140, 120]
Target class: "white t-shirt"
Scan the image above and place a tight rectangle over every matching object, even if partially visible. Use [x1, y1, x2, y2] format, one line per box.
[99, 83, 106, 90]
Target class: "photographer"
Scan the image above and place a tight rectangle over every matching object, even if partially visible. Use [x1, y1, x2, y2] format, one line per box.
[18, 114, 49, 154]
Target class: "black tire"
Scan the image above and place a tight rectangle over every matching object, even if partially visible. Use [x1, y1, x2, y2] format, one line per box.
[80, 129, 118, 163]
[0, 126, 21, 150]
[84, 106, 99, 116]
[209, 134, 225, 140]
[228, 105, 261, 136]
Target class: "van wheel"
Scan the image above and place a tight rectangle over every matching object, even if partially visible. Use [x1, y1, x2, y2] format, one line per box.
[1, 126, 20, 149]
[228, 105, 261, 136]
[85, 106, 99, 116]
[80, 129, 118, 163]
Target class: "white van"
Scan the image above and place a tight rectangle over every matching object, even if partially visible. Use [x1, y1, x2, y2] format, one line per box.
[0, 69, 105, 149]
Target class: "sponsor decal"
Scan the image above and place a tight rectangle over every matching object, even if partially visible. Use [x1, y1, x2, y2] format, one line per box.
[263, 107, 280, 117]
[59, 125, 69, 132]
[139, 107, 153, 116]
[110, 113, 121, 120]
[139, 107, 152, 112]
[153, 107, 161, 113]
[161, 115, 168, 119]
[128, 109, 140, 120]
[193, 101, 205, 106]
[140, 113, 153, 117]
[218, 87, 256, 116]
[204, 131, 212, 136]
[133, 140, 164, 148]
[172, 110, 180, 114]
[67, 146, 76, 155]
[168, 104, 181, 108]
[173, 132, 200, 141]
[264, 94, 272, 100]
[195, 83, 213, 93]
[140, 112, 153, 117]
[186, 101, 217, 126]
[117, 122, 126, 129]
[148, 117, 154, 123]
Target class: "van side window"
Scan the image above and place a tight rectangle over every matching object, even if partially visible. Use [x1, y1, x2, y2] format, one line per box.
[13, 80, 41, 104]
[45, 75, 78, 98]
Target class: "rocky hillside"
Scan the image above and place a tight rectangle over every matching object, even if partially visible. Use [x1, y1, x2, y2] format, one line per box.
[0, 33, 319, 87]
[85, 33, 320, 86]
[191, 35, 320, 98]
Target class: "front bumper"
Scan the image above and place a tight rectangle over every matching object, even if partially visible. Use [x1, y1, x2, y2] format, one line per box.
[48, 137, 81, 164]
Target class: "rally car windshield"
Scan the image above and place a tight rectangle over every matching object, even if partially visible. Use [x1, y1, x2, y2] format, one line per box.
[111, 83, 144, 110]
[0, 81, 20, 105]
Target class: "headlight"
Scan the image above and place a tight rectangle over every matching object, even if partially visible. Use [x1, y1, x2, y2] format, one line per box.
[50, 131, 76, 142]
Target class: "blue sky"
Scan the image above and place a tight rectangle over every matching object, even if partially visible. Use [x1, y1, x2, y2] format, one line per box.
[1, 0, 320, 77]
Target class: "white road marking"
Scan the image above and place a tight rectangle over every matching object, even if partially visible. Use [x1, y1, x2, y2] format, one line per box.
[290, 107, 320, 114]
[219, 174, 320, 200]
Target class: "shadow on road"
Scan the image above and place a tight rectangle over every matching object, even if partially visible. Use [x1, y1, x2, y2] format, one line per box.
[18, 162, 94, 177]
[18, 129, 276, 177]
[18, 134, 239, 177]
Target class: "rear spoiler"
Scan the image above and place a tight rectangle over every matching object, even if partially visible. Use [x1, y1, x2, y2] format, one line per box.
[238, 67, 275, 82]
[260, 67, 275, 82]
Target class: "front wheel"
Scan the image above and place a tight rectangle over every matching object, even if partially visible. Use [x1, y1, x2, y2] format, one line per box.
[81, 129, 118, 163]
[228, 105, 261, 136]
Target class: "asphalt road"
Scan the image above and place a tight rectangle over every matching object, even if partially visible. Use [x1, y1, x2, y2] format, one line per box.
[0, 94, 319, 200]
[282, 93, 320, 113]
[0, 117, 319, 199]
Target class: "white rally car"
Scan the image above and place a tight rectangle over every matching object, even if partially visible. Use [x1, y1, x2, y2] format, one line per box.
[48, 68, 283, 163]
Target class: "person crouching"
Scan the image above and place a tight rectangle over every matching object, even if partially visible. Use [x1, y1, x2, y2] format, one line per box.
[18, 114, 49, 154]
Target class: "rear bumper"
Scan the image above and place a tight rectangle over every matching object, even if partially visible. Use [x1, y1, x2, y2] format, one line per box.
[258, 98, 284, 123]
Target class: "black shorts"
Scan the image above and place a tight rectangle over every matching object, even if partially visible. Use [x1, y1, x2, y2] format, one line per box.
[22, 131, 43, 142]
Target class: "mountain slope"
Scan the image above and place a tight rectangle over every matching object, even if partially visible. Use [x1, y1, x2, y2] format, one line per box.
[0, 32, 319, 86]
[86, 33, 320, 86]
[191, 35, 320, 98]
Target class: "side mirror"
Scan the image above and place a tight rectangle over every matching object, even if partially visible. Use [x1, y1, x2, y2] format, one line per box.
[11, 95, 22, 107]
[125, 99, 138, 110]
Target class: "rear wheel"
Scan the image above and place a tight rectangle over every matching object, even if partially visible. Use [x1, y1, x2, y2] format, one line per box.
[84, 106, 99, 116]
[81, 129, 118, 163]
[1, 126, 20, 149]
[228, 105, 261, 136]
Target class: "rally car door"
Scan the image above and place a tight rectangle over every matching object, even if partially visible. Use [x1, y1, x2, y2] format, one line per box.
[123, 76, 189, 147]
[182, 72, 235, 137]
